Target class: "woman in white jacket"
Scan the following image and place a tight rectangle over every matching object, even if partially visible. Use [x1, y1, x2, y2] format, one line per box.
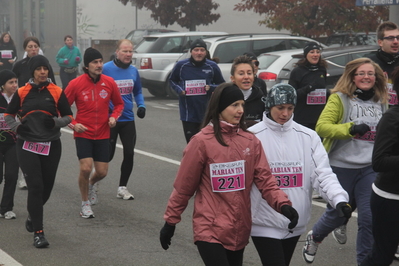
[248, 83, 351, 266]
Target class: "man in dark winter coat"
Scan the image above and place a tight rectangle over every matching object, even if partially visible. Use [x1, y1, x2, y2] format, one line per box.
[169, 39, 225, 143]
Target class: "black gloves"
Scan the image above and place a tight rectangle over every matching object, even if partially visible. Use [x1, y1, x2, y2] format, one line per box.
[16, 121, 30, 135]
[160, 222, 175, 250]
[305, 84, 316, 93]
[137, 106, 146, 119]
[281, 205, 299, 230]
[336, 202, 352, 219]
[350, 123, 370, 136]
[43, 116, 56, 129]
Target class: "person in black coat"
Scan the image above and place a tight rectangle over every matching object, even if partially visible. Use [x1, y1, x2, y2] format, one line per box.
[231, 55, 265, 127]
[243, 52, 267, 96]
[288, 42, 327, 131]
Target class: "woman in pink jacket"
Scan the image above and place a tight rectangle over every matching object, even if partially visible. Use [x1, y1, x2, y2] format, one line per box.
[159, 83, 299, 266]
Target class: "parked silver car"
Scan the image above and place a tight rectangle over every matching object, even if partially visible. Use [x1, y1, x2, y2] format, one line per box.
[257, 45, 378, 90]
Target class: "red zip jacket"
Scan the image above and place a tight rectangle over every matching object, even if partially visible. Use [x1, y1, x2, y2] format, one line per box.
[65, 73, 124, 140]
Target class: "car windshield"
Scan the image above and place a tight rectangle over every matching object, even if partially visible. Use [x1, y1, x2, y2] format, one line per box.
[257, 55, 279, 69]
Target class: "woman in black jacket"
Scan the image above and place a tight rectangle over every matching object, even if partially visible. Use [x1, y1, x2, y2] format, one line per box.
[231, 55, 265, 127]
[289, 41, 327, 131]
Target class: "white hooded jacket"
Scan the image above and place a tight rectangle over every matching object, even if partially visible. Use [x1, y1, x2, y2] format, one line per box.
[249, 112, 349, 239]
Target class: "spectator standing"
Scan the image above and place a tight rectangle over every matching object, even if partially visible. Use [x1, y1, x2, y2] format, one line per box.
[169, 39, 225, 143]
[103, 39, 145, 200]
[289, 41, 327, 131]
[12, 36, 56, 88]
[367, 21, 399, 106]
[302, 58, 388, 265]
[160, 83, 298, 266]
[243, 52, 267, 96]
[248, 83, 351, 266]
[55, 35, 81, 89]
[0, 70, 19, 220]
[64, 47, 124, 219]
[5, 55, 73, 248]
[0, 33, 17, 71]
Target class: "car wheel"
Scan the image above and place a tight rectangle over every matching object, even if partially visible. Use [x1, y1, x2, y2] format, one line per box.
[146, 87, 167, 97]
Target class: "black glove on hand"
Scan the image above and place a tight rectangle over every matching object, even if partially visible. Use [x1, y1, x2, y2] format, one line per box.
[43, 116, 56, 129]
[16, 121, 30, 135]
[137, 107, 146, 119]
[305, 84, 316, 93]
[281, 205, 299, 230]
[350, 123, 370, 136]
[336, 202, 352, 219]
[160, 222, 175, 250]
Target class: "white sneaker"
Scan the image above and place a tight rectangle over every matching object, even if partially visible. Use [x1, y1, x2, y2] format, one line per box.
[117, 186, 134, 200]
[80, 204, 95, 219]
[303, 230, 320, 263]
[18, 177, 28, 189]
[332, 225, 347, 244]
[0, 211, 16, 220]
[89, 185, 98, 205]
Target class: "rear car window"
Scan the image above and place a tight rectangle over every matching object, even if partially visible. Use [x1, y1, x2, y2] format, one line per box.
[213, 41, 251, 63]
[252, 39, 286, 54]
[325, 54, 348, 67]
[258, 55, 279, 69]
[135, 37, 158, 53]
[289, 39, 309, 49]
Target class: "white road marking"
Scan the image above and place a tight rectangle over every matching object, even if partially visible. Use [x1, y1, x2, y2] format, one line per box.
[0, 249, 23, 266]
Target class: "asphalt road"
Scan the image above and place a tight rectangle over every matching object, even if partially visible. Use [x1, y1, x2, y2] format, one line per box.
[0, 85, 398, 266]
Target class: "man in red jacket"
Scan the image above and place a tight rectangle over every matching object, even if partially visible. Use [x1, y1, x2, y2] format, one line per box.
[65, 47, 124, 219]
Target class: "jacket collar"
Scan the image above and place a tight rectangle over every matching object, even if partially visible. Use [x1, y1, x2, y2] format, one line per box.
[262, 111, 293, 132]
[203, 120, 241, 135]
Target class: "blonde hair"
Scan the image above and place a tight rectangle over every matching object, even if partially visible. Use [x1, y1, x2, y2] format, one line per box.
[330, 57, 387, 103]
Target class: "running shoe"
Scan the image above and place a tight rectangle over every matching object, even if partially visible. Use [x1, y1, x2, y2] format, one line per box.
[33, 231, 49, 248]
[88, 185, 98, 205]
[0, 211, 16, 220]
[26, 216, 33, 232]
[117, 186, 134, 200]
[332, 225, 347, 244]
[80, 203, 95, 219]
[303, 230, 320, 263]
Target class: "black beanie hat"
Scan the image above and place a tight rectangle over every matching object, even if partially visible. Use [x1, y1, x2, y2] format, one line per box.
[0, 70, 17, 88]
[84, 47, 103, 67]
[190, 39, 207, 51]
[29, 55, 50, 77]
[218, 84, 244, 113]
[303, 41, 321, 57]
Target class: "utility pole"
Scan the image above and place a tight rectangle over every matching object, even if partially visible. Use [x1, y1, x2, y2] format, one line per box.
[131, 0, 138, 29]
[389, 5, 399, 25]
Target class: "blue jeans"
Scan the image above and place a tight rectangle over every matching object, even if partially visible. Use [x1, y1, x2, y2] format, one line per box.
[312, 165, 376, 264]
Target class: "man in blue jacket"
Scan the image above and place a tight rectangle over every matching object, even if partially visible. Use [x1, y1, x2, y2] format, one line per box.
[103, 39, 145, 201]
[169, 39, 225, 143]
